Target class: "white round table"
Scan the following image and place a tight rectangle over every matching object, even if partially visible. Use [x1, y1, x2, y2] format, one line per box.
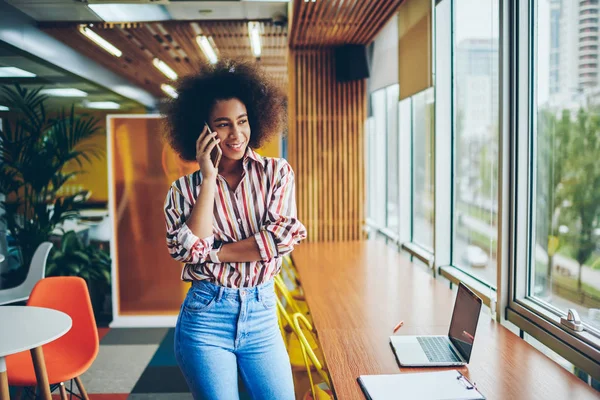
[0, 306, 72, 400]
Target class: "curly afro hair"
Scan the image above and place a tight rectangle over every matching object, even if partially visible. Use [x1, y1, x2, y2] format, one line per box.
[164, 59, 287, 162]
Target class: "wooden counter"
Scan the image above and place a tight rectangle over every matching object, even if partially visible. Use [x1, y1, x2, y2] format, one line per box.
[292, 240, 599, 400]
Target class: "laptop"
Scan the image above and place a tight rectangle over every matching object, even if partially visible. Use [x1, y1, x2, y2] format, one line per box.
[389, 282, 483, 367]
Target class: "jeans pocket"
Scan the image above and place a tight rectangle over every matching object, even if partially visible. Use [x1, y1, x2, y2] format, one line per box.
[184, 288, 216, 314]
[260, 292, 277, 310]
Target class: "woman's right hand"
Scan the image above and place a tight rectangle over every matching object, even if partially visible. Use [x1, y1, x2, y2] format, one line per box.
[196, 124, 219, 179]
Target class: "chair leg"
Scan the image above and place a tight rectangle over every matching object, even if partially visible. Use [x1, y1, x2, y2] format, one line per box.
[0, 370, 9, 400]
[59, 382, 68, 400]
[74, 376, 90, 400]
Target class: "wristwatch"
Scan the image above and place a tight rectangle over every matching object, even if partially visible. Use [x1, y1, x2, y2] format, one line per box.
[209, 239, 223, 263]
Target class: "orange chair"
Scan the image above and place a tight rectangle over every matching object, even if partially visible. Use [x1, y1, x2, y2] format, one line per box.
[6, 277, 99, 399]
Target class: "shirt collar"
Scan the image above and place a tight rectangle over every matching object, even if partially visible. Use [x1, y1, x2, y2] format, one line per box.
[243, 147, 265, 170]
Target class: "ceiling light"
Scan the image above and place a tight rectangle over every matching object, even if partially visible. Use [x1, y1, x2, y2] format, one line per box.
[161, 84, 178, 99]
[84, 101, 121, 110]
[248, 22, 262, 58]
[152, 58, 178, 81]
[88, 4, 170, 22]
[79, 25, 122, 58]
[0, 106, 9, 111]
[0, 67, 36, 78]
[40, 88, 88, 97]
[196, 36, 218, 65]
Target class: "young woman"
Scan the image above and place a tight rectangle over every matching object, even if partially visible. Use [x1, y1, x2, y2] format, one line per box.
[163, 59, 306, 400]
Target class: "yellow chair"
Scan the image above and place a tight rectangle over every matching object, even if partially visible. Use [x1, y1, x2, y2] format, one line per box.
[293, 313, 333, 400]
[274, 275, 309, 316]
[275, 297, 323, 374]
[275, 260, 319, 372]
[282, 255, 305, 300]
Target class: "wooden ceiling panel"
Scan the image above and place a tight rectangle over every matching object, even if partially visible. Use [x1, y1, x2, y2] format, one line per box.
[42, 26, 166, 98]
[289, 0, 404, 48]
[41, 20, 288, 99]
[40, 0, 403, 99]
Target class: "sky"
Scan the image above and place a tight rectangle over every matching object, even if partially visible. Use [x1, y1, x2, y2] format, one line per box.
[453, 0, 550, 104]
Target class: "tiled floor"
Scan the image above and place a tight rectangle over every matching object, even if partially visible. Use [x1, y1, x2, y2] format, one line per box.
[9, 327, 203, 399]
[9, 328, 309, 399]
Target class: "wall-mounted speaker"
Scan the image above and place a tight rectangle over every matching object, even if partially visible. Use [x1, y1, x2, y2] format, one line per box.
[334, 44, 370, 82]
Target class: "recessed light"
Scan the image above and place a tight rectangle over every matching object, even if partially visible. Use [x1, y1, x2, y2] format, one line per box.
[84, 101, 121, 110]
[248, 22, 262, 58]
[79, 25, 122, 58]
[196, 36, 218, 64]
[152, 58, 178, 81]
[40, 88, 88, 97]
[0, 67, 36, 78]
[161, 84, 178, 99]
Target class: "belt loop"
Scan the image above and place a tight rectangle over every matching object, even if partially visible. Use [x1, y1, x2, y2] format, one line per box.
[256, 285, 263, 302]
[217, 286, 224, 302]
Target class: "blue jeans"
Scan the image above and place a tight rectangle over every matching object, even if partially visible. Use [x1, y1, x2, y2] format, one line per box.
[174, 278, 295, 400]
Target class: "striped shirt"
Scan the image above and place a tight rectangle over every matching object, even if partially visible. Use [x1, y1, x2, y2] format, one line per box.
[163, 148, 307, 288]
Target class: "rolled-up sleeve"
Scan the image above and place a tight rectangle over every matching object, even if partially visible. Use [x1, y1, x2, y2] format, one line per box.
[254, 160, 307, 261]
[164, 182, 214, 264]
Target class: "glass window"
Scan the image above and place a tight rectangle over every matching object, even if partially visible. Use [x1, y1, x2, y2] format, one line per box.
[366, 116, 375, 223]
[453, 0, 499, 286]
[371, 89, 387, 228]
[551, 9, 560, 49]
[533, 0, 600, 331]
[386, 85, 400, 231]
[412, 88, 435, 251]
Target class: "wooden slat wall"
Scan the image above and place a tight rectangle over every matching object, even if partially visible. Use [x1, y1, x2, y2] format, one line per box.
[287, 49, 366, 242]
[287, 0, 402, 242]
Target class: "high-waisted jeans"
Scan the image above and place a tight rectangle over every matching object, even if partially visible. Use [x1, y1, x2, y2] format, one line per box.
[174, 278, 294, 400]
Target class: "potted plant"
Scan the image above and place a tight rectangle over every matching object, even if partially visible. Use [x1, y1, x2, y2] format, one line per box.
[46, 230, 112, 321]
[0, 84, 104, 287]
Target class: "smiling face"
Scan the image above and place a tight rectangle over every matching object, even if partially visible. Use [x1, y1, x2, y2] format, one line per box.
[208, 98, 251, 162]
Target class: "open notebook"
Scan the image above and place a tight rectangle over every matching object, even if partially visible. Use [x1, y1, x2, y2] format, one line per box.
[357, 370, 485, 400]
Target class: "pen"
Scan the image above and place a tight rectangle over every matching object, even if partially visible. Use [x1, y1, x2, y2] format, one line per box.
[393, 320, 404, 333]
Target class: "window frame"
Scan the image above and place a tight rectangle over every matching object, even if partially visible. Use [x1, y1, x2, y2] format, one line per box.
[433, 0, 499, 307]
[386, 84, 401, 232]
[504, 0, 600, 379]
[366, 84, 401, 245]
[408, 87, 436, 254]
[369, 88, 389, 230]
[367, 0, 600, 380]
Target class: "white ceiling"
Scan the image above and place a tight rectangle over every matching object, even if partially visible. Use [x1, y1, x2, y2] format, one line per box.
[4, 0, 288, 22]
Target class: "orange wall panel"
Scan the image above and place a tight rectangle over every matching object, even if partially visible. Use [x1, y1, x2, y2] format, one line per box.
[109, 116, 195, 316]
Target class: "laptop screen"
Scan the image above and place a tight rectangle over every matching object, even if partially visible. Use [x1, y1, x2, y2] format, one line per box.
[448, 283, 482, 362]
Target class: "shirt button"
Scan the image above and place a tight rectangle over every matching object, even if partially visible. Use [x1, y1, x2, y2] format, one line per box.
[237, 218, 242, 223]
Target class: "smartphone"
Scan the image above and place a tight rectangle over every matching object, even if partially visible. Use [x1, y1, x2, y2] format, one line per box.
[205, 122, 222, 168]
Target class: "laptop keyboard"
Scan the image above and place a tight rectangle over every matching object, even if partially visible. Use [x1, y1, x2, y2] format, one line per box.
[417, 336, 462, 363]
